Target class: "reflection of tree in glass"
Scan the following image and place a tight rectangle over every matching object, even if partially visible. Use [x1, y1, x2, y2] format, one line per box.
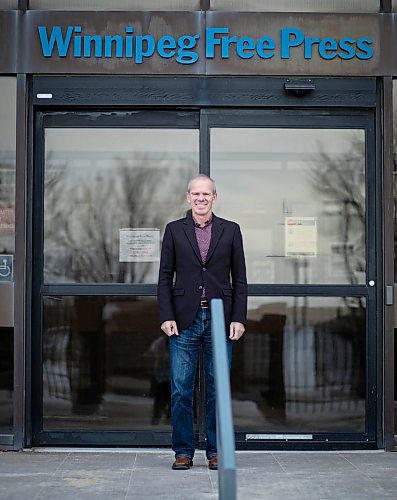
[44, 153, 196, 283]
[393, 149, 397, 282]
[0, 156, 15, 254]
[308, 136, 366, 399]
[308, 134, 365, 286]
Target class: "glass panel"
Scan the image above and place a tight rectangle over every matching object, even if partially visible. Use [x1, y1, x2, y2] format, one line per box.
[0, 0, 18, 8]
[30, 0, 200, 10]
[0, 79, 16, 258]
[44, 127, 199, 284]
[211, 127, 366, 285]
[232, 296, 366, 433]
[211, 0, 379, 12]
[395, 327, 397, 435]
[43, 296, 178, 431]
[0, 78, 16, 258]
[0, 77, 16, 433]
[0, 328, 13, 431]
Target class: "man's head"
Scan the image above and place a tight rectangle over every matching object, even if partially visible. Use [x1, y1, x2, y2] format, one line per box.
[186, 174, 217, 220]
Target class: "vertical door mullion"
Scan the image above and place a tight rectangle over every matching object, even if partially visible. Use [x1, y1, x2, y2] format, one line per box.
[365, 114, 378, 441]
[32, 112, 46, 444]
[200, 110, 210, 176]
[198, 110, 210, 448]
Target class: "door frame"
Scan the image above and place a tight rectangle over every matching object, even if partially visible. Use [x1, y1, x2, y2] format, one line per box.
[29, 76, 382, 449]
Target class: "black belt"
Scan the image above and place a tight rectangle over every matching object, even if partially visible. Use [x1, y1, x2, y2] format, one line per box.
[200, 298, 209, 308]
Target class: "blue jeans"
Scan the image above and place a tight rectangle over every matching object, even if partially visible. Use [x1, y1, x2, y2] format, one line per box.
[169, 308, 232, 460]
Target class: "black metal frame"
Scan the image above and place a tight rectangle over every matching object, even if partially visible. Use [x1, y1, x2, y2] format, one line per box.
[379, 77, 395, 450]
[32, 77, 377, 109]
[15, 1, 392, 12]
[13, 74, 29, 451]
[29, 76, 380, 449]
[0, 74, 31, 452]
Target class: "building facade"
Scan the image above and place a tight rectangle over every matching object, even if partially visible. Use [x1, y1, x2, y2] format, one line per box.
[0, 0, 396, 451]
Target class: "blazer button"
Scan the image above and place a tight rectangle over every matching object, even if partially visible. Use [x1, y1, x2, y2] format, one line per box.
[203, 267, 206, 271]
[198, 285, 203, 290]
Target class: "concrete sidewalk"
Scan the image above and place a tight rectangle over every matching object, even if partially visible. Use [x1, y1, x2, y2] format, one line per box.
[1, 449, 397, 499]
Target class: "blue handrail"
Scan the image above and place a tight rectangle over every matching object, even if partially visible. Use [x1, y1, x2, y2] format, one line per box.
[210, 298, 236, 500]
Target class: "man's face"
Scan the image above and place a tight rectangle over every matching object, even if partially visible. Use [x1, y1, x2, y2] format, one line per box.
[187, 178, 217, 219]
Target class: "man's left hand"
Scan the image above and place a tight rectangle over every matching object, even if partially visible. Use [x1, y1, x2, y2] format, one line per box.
[229, 322, 245, 341]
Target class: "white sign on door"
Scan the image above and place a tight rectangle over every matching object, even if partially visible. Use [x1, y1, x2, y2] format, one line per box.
[285, 217, 317, 258]
[119, 228, 160, 262]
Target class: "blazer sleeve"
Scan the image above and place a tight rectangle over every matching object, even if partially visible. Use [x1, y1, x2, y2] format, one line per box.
[230, 224, 248, 325]
[157, 223, 176, 325]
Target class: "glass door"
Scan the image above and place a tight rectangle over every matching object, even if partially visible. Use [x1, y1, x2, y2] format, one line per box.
[32, 107, 377, 448]
[32, 111, 199, 445]
[205, 109, 377, 446]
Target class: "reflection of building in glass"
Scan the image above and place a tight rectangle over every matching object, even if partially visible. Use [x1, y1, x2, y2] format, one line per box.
[213, 129, 365, 286]
[145, 336, 170, 425]
[42, 296, 173, 431]
[231, 298, 365, 433]
[0, 153, 16, 256]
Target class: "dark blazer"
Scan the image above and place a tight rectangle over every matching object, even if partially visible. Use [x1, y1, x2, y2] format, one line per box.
[158, 212, 248, 331]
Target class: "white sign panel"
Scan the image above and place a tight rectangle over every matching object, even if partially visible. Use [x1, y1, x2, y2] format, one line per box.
[119, 228, 160, 262]
[285, 217, 317, 258]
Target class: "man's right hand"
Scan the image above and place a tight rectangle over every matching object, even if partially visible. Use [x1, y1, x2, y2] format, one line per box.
[161, 320, 179, 336]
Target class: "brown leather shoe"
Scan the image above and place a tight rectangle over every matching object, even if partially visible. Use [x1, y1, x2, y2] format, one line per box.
[172, 456, 193, 470]
[208, 455, 218, 470]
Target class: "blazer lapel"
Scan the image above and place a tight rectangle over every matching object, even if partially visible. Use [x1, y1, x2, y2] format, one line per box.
[182, 214, 202, 263]
[205, 215, 224, 264]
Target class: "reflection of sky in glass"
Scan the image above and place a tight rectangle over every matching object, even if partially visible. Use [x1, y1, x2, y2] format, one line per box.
[211, 128, 365, 285]
[0, 78, 16, 256]
[0, 1, 18, 10]
[44, 128, 199, 283]
[45, 128, 199, 152]
[0, 79, 16, 151]
[30, 0, 199, 10]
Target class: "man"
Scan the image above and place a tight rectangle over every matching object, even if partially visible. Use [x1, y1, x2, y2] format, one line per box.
[158, 174, 247, 471]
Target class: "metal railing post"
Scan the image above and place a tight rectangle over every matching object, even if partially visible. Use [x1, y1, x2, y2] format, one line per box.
[211, 299, 236, 500]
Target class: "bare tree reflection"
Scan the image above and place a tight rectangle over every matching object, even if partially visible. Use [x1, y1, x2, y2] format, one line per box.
[307, 135, 366, 398]
[251, 136, 367, 429]
[44, 153, 196, 282]
[308, 134, 365, 286]
[42, 150, 196, 419]
[0, 158, 15, 255]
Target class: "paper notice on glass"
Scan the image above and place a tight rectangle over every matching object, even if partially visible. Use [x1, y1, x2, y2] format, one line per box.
[285, 217, 317, 258]
[0, 206, 15, 235]
[119, 228, 160, 262]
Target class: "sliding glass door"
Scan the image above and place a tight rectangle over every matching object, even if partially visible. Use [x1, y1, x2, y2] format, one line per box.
[206, 110, 376, 446]
[32, 107, 377, 447]
[32, 111, 199, 445]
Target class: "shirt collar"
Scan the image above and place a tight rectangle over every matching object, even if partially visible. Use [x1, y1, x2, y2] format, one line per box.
[192, 214, 213, 228]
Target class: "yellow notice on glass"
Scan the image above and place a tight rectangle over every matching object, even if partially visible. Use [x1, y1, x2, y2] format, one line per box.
[285, 217, 317, 258]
